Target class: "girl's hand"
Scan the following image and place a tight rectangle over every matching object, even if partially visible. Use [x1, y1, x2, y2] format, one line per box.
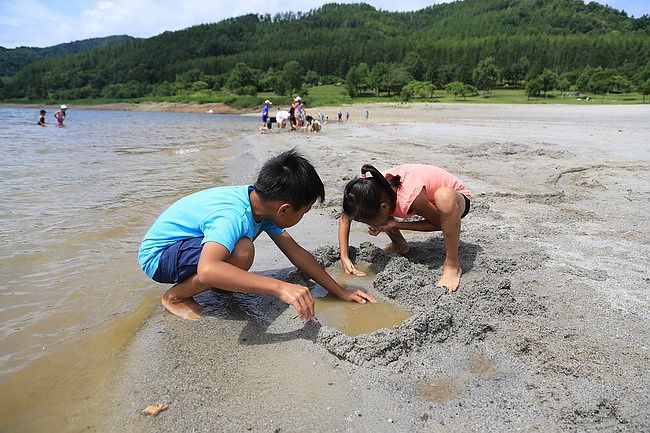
[342, 257, 366, 276]
[369, 218, 398, 235]
[337, 289, 377, 304]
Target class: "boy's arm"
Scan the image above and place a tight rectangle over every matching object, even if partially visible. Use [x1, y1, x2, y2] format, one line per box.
[198, 242, 315, 320]
[270, 231, 376, 304]
[338, 214, 366, 276]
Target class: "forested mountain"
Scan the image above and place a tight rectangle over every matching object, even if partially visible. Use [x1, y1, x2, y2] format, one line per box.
[2, 0, 649, 100]
[0, 35, 136, 77]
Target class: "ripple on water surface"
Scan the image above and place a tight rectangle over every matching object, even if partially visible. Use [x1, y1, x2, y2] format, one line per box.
[0, 108, 258, 423]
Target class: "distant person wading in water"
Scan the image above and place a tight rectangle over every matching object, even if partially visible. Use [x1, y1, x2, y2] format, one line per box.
[53, 105, 67, 125]
[37, 110, 46, 127]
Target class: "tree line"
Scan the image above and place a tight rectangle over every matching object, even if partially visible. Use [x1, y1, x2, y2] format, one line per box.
[1, 1, 648, 102]
[0, 35, 135, 77]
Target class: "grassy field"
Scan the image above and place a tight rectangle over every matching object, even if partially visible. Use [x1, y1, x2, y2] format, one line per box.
[2, 85, 647, 109]
[315, 86, 647, 105]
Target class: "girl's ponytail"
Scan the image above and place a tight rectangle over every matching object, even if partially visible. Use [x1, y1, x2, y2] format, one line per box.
[361, 164, 397, 206]
[342, 164, 399, 222]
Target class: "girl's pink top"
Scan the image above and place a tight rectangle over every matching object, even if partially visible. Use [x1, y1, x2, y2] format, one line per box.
[385, 164, 471, 218]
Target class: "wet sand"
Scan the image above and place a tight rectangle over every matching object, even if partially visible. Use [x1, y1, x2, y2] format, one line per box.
[28, 103, 650, 431]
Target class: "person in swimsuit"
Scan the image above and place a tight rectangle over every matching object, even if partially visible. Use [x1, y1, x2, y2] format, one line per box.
[53, 105, 67, 125]
[37, 110, 46, 127]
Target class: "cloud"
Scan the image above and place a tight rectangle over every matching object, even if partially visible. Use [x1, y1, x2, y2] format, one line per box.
[0, 0, 75, 48]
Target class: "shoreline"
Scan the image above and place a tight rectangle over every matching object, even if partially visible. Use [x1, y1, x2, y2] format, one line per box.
[3, 99, 649, 120]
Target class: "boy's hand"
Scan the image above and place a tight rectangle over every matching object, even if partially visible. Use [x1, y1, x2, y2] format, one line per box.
[277, 282, 315, 321]
[341, 257, 366, 276]
[337, 290, 377, 304]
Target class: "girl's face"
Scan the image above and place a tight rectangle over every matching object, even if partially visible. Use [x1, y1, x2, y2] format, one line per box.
[360, 201, 392, 226]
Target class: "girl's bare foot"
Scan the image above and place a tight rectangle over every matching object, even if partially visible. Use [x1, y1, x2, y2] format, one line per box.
[436, 262, 462, 293]
[384, 242, 411, 255]
[161, 293, 202, 321]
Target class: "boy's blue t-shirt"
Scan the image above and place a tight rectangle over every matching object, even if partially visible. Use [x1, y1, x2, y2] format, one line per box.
[138, 185, 285, 278]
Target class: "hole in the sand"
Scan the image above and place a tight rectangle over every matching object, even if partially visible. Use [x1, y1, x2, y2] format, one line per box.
[419, 378, 462, 403]
[314, 263, 412, 337]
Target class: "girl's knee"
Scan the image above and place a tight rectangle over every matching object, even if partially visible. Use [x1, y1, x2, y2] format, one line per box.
[229, 238, 255, 270]
[434, 187, 462, 215]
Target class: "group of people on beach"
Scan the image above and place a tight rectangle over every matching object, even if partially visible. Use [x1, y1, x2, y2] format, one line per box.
[260, 99, 370, 133]
[139, 148, 471, 322]
[37, 105, 68, 127]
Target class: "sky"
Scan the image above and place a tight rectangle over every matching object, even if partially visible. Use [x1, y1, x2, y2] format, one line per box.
[0, 0, 648, 48]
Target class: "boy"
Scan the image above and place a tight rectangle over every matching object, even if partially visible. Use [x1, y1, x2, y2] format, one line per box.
[37, 110, 46, 126]
[138, 149, 375, 321]
[260, 100, 272, 130]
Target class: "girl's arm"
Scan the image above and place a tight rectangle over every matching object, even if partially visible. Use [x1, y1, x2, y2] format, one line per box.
[395, 219, 440, 231]
[338, 214, 366, 276]
[400, 189, 442, 230]
[371, 190, 441, 233]
[272, 231, 375, 303]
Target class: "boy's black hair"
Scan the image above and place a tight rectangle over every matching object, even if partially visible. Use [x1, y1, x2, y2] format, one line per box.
[254, 148, 325, 209]
[40, 110, 46, 114]
[342, 164, 402, 221]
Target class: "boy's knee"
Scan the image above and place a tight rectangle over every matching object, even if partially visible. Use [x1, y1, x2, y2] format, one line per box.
[228, 238, 255, 270]
[434, 187, 462, 215]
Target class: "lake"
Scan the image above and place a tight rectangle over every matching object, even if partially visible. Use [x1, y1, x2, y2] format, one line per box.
[0, 107, 258, 396]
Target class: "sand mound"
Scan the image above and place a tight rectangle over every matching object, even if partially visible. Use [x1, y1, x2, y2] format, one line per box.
[293, 243, 534, 369]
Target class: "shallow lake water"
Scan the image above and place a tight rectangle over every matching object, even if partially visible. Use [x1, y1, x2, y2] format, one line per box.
[0, 107, 258, 430]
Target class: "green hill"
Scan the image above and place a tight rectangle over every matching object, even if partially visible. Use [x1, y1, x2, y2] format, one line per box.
[0, 35, 136, 77]
[2, 0, 649, 101]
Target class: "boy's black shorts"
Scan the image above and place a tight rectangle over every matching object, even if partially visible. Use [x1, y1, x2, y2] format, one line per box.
[152, 237, 204, 284]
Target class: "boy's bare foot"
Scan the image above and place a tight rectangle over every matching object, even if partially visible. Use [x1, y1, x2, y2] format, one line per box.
[436, 262, 462, 293]
[161, 294, 202, 321]
[384, 242, 411, 255]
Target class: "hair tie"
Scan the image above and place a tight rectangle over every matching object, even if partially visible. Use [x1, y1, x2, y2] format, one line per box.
[385, 173, 393, 180]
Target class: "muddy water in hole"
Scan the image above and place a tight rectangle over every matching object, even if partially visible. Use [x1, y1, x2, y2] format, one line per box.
[314, 264, 412, 336]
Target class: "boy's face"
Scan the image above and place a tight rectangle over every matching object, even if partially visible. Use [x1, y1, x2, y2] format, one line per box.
[275, 201, 315, 228]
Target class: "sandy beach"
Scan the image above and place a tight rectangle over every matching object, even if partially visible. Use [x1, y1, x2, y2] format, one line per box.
[3, 102, 648, 432]
[107, 102, 649, 432]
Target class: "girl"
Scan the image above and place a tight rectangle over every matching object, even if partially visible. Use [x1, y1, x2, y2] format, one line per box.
[338, 164, 472, 292]
[53, 104, 67, 125]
